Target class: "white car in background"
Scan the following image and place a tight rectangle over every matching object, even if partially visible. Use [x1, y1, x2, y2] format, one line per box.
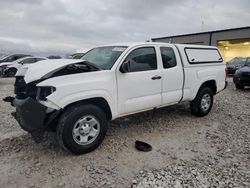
[3, 56, 47, 77]
[0, 54, 31, 76]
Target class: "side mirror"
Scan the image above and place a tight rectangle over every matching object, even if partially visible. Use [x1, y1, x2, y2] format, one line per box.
[120, 60, 130, 73]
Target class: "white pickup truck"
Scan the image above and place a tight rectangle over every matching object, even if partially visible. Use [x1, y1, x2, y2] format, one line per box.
[8, 42, 227, 154]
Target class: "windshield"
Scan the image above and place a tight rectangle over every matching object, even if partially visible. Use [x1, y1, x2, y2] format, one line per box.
[228, 57, 246, 65]
[81, 46, 127, 70]
[0, 55, 8, 61]
[245, 59, 250, 66]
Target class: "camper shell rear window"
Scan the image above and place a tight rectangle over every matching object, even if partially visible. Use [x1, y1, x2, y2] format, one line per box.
[184, 47, 223, 64]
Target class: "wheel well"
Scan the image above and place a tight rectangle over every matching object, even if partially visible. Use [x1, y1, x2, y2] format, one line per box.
[8, 67, 17, 71]
[63, 97, 112, 120]
[200, 80, 217, 95]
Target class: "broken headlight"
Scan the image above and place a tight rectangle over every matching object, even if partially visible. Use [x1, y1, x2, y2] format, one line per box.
[36, 86, 56, 100]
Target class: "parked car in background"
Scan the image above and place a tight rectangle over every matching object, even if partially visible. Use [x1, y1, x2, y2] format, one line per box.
[47, 55, 62, 59]
[3, 57, 47, 77]
[0, 54, 31, 76]
[71, 53, 85, 59]
[67, 53, 85, 59]
[233, 58, 250, 89]
[6, 42, 227, 154]
[0, 54, 7, 59]
[0, 54, 31, 63]
[226, 57, 248, 75]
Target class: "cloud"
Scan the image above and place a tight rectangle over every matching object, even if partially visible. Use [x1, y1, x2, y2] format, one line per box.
[0, 0, 249, 55]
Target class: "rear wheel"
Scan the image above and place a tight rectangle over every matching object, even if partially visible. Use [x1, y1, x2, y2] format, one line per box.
[57, 104, 108, 155]
[190, 87, 213, 117]
[235, 83, 244, 90]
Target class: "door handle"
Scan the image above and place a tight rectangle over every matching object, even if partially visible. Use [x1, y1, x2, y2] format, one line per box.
[151, 76, 162, 80]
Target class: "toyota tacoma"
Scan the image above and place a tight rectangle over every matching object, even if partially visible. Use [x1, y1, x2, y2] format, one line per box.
[6, 42, 227, 154]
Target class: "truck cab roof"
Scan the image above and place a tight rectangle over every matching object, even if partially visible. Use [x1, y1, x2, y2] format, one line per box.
[99, 42, 218, 49]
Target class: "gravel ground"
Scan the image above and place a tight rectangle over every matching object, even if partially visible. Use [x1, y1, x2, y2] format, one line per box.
[0, 77, 249, 188]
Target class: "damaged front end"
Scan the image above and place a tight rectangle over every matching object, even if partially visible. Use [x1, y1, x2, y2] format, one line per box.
[4, 76, 61, 141]
[4, 60, 101, 141]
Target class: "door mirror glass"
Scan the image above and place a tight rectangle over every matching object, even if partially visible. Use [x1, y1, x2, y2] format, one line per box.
[120, 60, 130, 73]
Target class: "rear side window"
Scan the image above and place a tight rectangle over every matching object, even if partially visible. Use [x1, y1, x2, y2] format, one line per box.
[185, 48, 223, 64]
[16, 55, 28, 59]
[22, 58, 36, 64]
[125, 47, 157, 72]
[36, 58, 45, 61]
[160, 47, 177, 68]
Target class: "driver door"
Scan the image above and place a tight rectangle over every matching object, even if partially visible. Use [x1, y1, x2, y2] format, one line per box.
[117, 46, 162, 115]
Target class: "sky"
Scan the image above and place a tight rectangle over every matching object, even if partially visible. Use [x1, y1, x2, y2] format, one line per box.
[0, 0, 249, 56]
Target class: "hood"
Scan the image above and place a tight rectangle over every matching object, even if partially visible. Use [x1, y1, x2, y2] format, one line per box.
[8, 63, 20, 69]
[226, 64, 235, 68]
[24, 59, 89, 83]
[227, 64, 243, 69]
[238, 66, 250, 73]
[0, 62, 14, 67]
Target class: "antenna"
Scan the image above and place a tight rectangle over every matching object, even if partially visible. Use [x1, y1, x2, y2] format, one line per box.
[202, 20, 205, 32]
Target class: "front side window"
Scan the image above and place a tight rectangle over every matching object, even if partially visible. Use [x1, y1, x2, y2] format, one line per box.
[124, 47, 157, 72]
[160, 47, 177, 68]
[81, 46, 127, 70]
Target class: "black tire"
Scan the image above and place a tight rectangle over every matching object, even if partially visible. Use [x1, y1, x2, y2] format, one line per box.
[235, 84, 244, 90]
[57, 104, 108, 155]
[7, 68, 17, 77]
[190, 87, 214, 117]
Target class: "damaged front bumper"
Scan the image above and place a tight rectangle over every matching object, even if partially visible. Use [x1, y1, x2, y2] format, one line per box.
[4, 76, 61, 137]
[12, 97, 47, 132]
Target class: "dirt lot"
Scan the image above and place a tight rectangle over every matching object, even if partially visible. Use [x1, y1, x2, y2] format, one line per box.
[0, 77, 249, 188]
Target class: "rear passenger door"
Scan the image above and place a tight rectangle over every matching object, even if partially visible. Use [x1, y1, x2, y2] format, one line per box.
[117, 46, 162, 115]
[160, 46, 183, 105]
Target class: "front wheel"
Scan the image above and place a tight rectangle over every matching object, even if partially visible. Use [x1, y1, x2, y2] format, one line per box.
[7, 68, 17, 77]
[57, 104, 108, 155]
[190, 87, 214, 117]
[235, 83, 244, 90]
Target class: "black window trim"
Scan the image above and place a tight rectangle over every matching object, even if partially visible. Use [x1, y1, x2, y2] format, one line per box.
[160, 46, 177, 69]
[123, 46, 158, 73]
[184, 47, 223, 64]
